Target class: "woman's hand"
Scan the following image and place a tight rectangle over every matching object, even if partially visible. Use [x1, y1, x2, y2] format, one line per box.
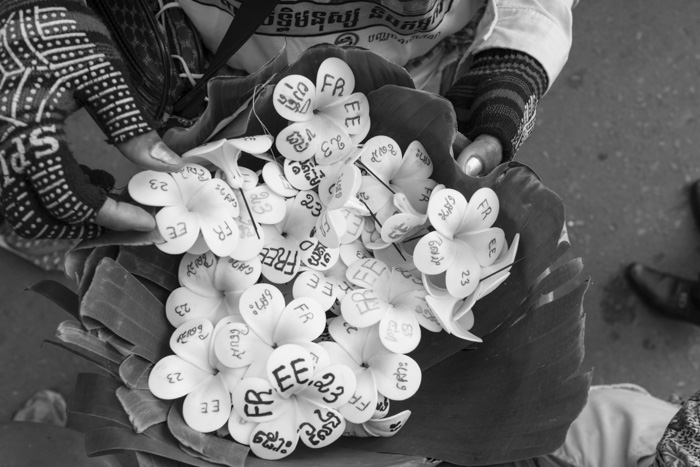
[455, 134, 503, 177]
[0, 1, 182, 240]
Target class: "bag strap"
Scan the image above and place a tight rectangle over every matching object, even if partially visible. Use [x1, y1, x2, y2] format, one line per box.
[173, 0, 281, 118]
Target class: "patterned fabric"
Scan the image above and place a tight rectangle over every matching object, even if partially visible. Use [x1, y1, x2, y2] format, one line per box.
[445, 48, 548, 161]
[0, 0, 152, 239]
[653, 390, 700, 466]
[88, 0, 204, 125]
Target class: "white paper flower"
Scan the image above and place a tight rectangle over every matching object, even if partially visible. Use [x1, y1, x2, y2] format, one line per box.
[128, 164, 241, 256]
[148, 317, 241, 433]
[181, 136, 274, 190]
[412, 187, 507, 299]
[344, 405, 411, 438]
[319, 318, 422, 424]
[356, 136, 437, 225]
[339, 257, 440, 354]
[258, 190, 340, 283]
[228, 344, 357, 460]
[424, 233, 521, 342]
[274, 57, 370, 165]
[165, 252, 261, 328]
[212, 283, 327, 372]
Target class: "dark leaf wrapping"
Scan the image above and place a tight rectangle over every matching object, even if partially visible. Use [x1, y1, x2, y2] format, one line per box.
[37, 45, 589, 467]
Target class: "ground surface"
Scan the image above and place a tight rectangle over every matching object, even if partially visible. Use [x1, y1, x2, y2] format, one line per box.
[2, 0, 700, 435]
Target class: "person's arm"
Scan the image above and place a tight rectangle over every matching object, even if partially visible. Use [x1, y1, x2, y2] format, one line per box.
[447, 0, 576, 176]
[0, 0, 182, 239]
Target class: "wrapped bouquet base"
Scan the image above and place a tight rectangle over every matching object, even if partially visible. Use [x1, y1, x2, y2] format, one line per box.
[35, 45, 590, 466]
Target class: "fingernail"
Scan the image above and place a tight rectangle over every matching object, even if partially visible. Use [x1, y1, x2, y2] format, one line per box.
[464, 157, 483, 177]
[150, 142, 181, 166]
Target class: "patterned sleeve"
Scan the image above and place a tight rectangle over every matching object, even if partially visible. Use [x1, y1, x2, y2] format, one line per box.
[445, 48, 548, 161]
[652, 390, 700, 466]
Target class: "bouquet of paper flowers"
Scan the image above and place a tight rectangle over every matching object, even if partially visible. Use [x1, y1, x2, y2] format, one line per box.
[35, 45, 590, 466]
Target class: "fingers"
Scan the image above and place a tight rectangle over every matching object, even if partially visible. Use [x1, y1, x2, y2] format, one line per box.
[94, 198, 156, 232]
[116, 131, 183, 172]
[1, 178, 103, 240]
[456, 134, 503, 177]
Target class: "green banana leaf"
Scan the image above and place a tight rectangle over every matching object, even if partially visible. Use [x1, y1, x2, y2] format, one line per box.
[36, 45, 589, 466]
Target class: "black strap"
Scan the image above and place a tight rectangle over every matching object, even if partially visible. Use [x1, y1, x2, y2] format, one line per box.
[173, 0, 281, 118]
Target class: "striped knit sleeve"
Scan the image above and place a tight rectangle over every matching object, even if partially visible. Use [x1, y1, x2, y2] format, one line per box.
[445, 49, 548, 161]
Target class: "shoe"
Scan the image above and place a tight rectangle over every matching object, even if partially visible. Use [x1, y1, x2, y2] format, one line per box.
[691, 180, 700, 232]
[626, 262, 700, 325]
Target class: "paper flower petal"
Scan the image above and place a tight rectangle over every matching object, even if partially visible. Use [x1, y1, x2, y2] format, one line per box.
[455, 227, 506, 267]
[358, 135, 402, 182]
[380, 212, 425, 244]
[267, 344, 315, 399]
[367, 353, 421, 401]
[363, 410, 411, 438]
[182, 373, 232, 432]
[315, 57, 356, 108]
[228, 135, 274, 155]
[274, 74, 316, 122]
[199, 214, 240, 257]
[339, 209, 365, 244]
[284, 158, 328, 191]
[217, 362, 248, 394]
[189, 179, 240, 218]
[248, 407, 299, 460]
[341, 288, 388, 328]
[239, 283, 286, 344]
[322, 92, 370, 138]
[310, 114, 354, 166]
[327, 164, 362, 211]
[292, 271, 339, 311]
[259, 235, 303, 284]
[451, 308, 483, 343]
[300, 363, 356, 410]
[460, 187, 500, 232]
[148, 355, 213, 400]
[412, 296, 442, 332]
[299, 237, 340, 272]
[272, 297, 325, 344]
[282, 191, 323, 238]
[327, 318, 370, 366]
[412, 231, 456, 275]
[214, 257, 261, 293]
[445, 244, 482, 299]
[345, 257, 391, 290]
[178, 252, 218, 295]
[214, 322, 272, 369]
[427, 188, 468, 238]
[394, 141, 433, 180]
[155, 205, 201, 255]
[392, 178, 437, 214]
[228, 412, 257, 446]
[262, 162, 299, 198]
[231, 216, 265, 262]
[378, 306, 421, 354]
[245, 185, 287, 225]
[232, 377, 292, 423]
[165, 287, 223, 328]
[296, 398, 347, 449]
[339, 367, 377, 424]
[170, 318, 215, 373]
[128, 171, 183, 206]
[315, 209, 347, 249]
[357, 176, 392, 216]
[172, 164, 212, 201]
[276, 121, 320, 162]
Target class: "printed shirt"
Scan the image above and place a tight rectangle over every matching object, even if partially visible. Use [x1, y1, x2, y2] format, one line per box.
[177, 0, 574, 92]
